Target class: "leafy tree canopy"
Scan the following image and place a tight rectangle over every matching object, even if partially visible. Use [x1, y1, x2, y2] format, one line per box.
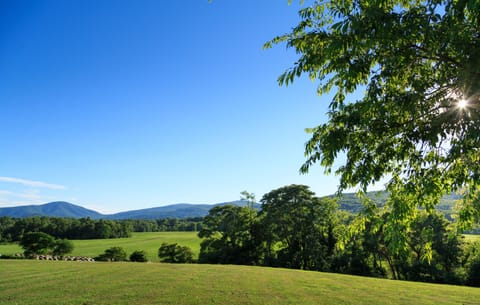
[52, 239, 74, 256]
[130, 250, 148, 262]
[96, 246, 128, 262]
[158, 242, 194, 263]
[266, 0, 480, 235]
[260, 184, 339, 270]
[197, 204, 260, 264]
[19, 232, 56, 256]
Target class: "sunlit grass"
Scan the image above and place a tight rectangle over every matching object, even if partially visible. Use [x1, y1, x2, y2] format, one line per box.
[2, 260, 480, 305]
[0, 232, 201, 262]
[463, 234, 480, 243]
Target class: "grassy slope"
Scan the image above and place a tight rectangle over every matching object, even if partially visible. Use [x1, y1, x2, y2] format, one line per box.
[0, 232, 201, 262]
[2, 233, 480, 304]
[2, 260, 480, 305]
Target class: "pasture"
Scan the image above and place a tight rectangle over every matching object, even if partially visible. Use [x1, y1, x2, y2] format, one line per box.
[0, 232, 201, 262]
[2, 260, 480, 305]
[463, 234, 480, 243]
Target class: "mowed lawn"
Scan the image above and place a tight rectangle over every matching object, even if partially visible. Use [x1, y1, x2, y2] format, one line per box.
[0, 232, 201, 262]
[1, 260, 480, 305]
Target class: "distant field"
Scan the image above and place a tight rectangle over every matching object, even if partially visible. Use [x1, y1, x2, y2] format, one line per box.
[2, 232, 479, 262]
[2, 260, 480, 305]
[0, 232, 201, 262]
[463, 234, 480, 243]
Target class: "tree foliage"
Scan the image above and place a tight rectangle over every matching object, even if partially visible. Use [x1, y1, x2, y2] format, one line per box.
[343, 206, 465, 282]
[0, 216, 131, 242]
[130, 250, 149, 262]
[260, 185, 338, 270]
[96, 246, 128, 262]
[19, 232, 74, 257]
[198, 204, 261, 264]
[0, 216, 203, 244]
[266, 0, 480, 241]
[197, 185, 474, 285]
[158, 242, 194, 263]
[19, 232, 56, 256]
[462, 241, 480, 286]
[52, 239, 75, 256]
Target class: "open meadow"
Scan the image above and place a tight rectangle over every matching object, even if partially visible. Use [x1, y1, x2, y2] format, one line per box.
[0, 232, 201, 262]
[2, 232, 480, 304]
[2, 260, 480, 305]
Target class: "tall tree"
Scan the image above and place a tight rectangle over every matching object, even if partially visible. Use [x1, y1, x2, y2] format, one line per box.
[198, 205, 261, 265]
[260, 185, 338, 270]
[266, 0, 480, 247]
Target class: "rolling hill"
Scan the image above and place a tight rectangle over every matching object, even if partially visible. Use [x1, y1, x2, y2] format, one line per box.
[2, 260, 480, 305]
[0, 191, 461, 219]
[103, 200, 260, 220]
[0, 201, 104, 218]
[0, 200, 258, 219]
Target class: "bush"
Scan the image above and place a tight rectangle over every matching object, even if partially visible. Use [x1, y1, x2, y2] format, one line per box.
[95, 246, 127, 262]
[0, 254, 25, 260]
[463, 242, 480, 287]
[52, 239, 74, 256]
[19, 232, 56, 256]
[130, 250, 148, 262]
[158, 242, 194, 263]
[18, 232, 75, 257]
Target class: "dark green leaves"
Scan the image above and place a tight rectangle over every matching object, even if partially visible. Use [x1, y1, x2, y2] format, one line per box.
[268, 0, 480, 235]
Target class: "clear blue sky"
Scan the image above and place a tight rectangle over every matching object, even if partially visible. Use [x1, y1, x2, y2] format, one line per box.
[0, 0, 365, 213]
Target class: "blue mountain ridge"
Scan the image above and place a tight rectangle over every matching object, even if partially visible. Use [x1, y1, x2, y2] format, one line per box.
[0, 200, 258, 219]
[0, 191, 460, 219]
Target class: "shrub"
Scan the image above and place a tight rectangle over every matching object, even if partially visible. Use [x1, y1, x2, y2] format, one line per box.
[95, 246, 127, 262]
[463, 242, 480, 287]
[0, 254, 25, 260]
[19, 232, 56, 256]
[52, 239, 74, 256]
[158, 242, 194, 263]
[130, 250, 148, 262]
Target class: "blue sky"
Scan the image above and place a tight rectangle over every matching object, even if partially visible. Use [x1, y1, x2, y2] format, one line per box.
[0, 0, 368, 213]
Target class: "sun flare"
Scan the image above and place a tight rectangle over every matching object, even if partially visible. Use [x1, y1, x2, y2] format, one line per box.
[457, 98, 469, 109]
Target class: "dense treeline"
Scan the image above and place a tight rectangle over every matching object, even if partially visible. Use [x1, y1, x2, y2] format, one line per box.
[0, 217, 132, 241]
[125, 218, 203, 233]
[198, 185, 480, 287]
[0, 216, 203, 242]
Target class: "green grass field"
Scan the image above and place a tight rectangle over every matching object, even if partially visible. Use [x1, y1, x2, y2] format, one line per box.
[0, 232, 201, 262]
[2, 233, 480, 304]
[1, 260, 480, 305]
[463, 234, 480, 243]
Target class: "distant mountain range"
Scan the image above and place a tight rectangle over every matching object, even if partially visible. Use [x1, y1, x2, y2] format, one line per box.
[0, 200, 259, 219]
[0, 191, 461, 219]
[0, 201, 103, 219]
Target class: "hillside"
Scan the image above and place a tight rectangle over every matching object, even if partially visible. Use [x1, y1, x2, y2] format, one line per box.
[0, 200, 259, 219]
[0, 201, 104, 218]
[0, 192, 461, 219]
[2, 260, 479, 305]
[333, 191, 461, 219]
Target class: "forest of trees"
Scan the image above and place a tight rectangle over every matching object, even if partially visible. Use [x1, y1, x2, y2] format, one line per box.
[127, 217, 203, 233]
[0, 216, 203, 242]
[197, 185, 480, 287]
[0, 217, 132, 241]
